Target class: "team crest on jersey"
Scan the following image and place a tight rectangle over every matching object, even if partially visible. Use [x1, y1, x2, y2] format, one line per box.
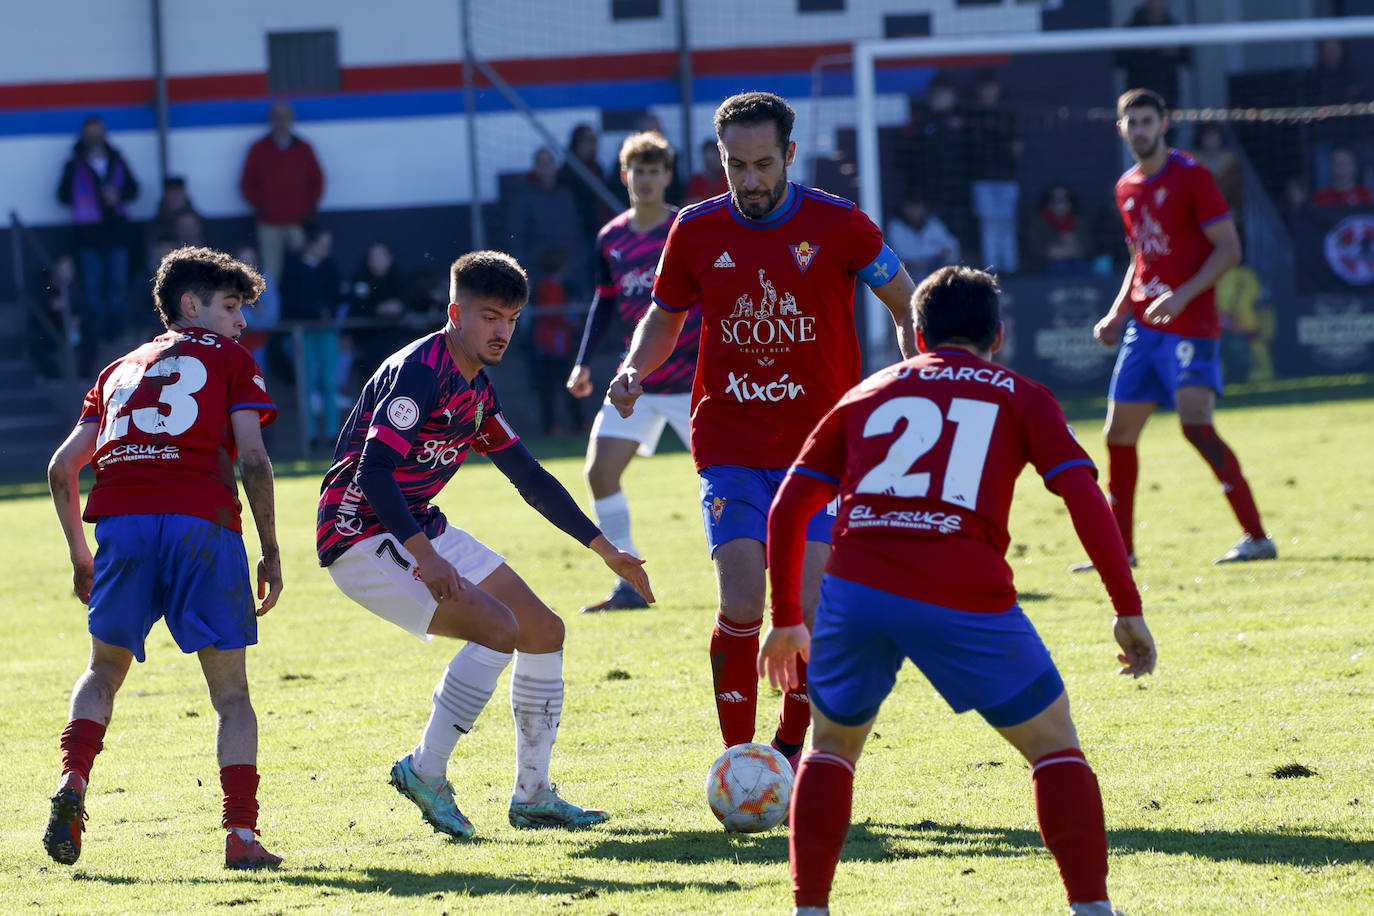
[474, 401, 485, 430]
[253, 374, 267, 391]
[1123, 197, 1135, 211]
[1154, 187, 1169, 206]
[790, 241, 819, 273]
[710, 496, 727, 523]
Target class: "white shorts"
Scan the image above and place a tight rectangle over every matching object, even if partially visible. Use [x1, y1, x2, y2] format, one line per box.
[591, 392, 691, 457]
[327, 528, 505, 641]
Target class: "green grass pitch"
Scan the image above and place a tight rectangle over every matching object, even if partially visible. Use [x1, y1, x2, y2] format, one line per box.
[1, 381, 1371, 915]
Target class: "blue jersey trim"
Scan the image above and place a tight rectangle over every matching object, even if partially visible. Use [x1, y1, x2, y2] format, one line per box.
[678, 195, 731, 224]
[80, 416, 98, 424]
[1043, 457, 1096, 482]
[858, 244, 901, 289]
[799, 186, 856, 210]
[653, 293, 691, 313]
[1198, 212, 1232, 228]
[230, 401, 275, 413]
[727, 181, 801, 229]
[790, 465, 841, 487]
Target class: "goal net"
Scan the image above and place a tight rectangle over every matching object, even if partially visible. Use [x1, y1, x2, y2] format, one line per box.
[838, 17, 1374, 387]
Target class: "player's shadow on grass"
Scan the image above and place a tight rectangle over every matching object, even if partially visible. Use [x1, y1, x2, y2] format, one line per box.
[264, 865, 734, 899]
[573, 824, 840, 865]
[851, 820, 1374, 867]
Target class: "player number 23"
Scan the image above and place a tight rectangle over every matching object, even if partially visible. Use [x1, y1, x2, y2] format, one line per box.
[98, 355, 208, 446]
[854, 396, 998, 508]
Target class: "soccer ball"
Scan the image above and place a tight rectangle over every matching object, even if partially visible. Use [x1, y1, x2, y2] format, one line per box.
[705, 742, 794, 832]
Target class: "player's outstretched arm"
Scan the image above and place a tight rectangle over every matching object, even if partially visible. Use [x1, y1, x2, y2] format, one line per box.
[588, 534, 655, 605]
[47, 423, 98, 604]
[608, 305, 687, 417]
[231, 410, 283, 616]
[1114, 616, 1156, 678]
[1055, 465, 1156, 676]
[487, 440, 653, 603]
[872, 265, 919, 359]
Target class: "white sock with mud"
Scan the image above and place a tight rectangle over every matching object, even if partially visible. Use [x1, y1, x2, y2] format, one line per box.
[510, 649, 564, 802]
[412, 642, 512, 783]
[593, 491, 637, 586]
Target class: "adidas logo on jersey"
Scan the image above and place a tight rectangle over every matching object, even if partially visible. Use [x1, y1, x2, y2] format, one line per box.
[714, 251, 736, 268]
[716, 690, 748, 703]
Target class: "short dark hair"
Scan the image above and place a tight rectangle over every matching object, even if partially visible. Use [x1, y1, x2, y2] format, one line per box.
[152, 246, 265, 328]
[913, 265, 1001, 351]
[619, 131, 675, 171]
[713, 91, 795, 150]
[449, 250, 528, 306]
[1117, 87, 1167, 118]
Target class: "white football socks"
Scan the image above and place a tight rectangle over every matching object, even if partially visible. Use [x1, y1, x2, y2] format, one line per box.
[510, 650, 564, 802]
[412, 642, 512, 783]
[593, 491, 638, 586]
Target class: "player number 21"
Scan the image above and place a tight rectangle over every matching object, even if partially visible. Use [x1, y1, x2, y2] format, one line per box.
[98, 355, 208, 447]
[854, 396, 998, 508]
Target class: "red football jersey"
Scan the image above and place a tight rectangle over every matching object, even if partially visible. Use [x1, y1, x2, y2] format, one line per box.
[792, 348, 1094, 613]
[1116, 149, 1231, 338]
[652, 184, 887, 470]
[79, 328, 277, 532]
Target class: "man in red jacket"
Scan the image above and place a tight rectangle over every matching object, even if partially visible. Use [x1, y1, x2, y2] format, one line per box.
[239, 101, 325, 283]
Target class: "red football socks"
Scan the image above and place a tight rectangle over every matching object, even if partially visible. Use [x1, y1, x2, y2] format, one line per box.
[1032, 748, 1109, 904]
[710, 614, 761, 747]
[776, 658, 811, 749]
[1182, 424, 1266, 538]
[59, 718, 106, 785]
[1105, 443, 1139, 555]
[791, 751, 855, 908]
[220, 764, 261, 832]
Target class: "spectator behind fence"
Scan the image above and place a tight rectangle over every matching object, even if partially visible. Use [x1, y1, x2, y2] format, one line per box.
[1305, 39, 1365, 191]
[1192, 123, 1244, 220]
[240, 100, 324, 284]
[1311, 147, 1372, 208]
[281, 227, 343, 449]
[29, 253, 88, 377]
[685, 138, 729, 204]
[58, 115, 139, 345]
[885, 193, 960, 281]
[559, 124, 613, 248]
[234, 245, 282, 379]
[150, 176, 198, 243]
[507, 147, 586, 295]
[1115, 0, 1191, 112]
[528, 245, 584, 437]
[348, 241, 411, 382]
[1027, 183, 1091, 276]
[965, 71, 1023, 274]
[896, 76, 971, 254]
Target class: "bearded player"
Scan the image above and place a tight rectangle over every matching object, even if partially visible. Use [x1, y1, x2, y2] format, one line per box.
[318, 251, 652, 839]
[1073, 88, 1274, 572]
[608, 91, 917, 767]
[44, 246, 284, 869]
[760, 266, 1155, 916]
[566, 130, 700, 613]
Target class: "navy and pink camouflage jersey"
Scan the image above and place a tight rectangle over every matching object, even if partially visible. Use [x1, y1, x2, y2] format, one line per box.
[316, 331, 518, 566]
[596, 209, 700, 394]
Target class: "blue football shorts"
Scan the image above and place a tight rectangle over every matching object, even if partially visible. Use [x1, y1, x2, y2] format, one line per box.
[88, 514, 257, 663]
[807, 575, 1065, 729]
[1108, 319, 1224, 409]
[699, 464, 838, 556]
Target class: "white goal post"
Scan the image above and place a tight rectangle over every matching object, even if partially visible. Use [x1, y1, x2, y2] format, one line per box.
[851, 15, 1374, 361]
